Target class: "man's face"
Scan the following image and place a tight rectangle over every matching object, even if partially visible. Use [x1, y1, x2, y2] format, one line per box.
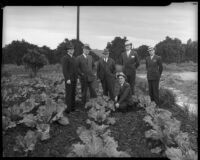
[103, 54, 109, 59]
[125, 44, 132, 51]
[149, 49, 155, 56]
[118, 76, 125, 85]
[83, 48, 90, 55]
[68, 48, 74, 55]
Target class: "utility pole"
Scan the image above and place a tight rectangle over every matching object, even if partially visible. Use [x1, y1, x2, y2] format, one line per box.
[77, 6, 80, 41]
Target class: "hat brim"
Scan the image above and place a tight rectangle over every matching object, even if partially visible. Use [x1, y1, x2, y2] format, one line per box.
[68, 47, 74, 50]
[117, 74, 127, 79]
[83, 46, 91, 50]
[148, 48, 154, 51]
[125, 43, 132, 46]
[103, 52, 109, 55]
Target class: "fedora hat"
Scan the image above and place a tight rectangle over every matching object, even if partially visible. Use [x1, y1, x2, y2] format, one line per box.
[147, 46, 154, 52]
[125, 40, 132, 46]
[82, 44, 91, 50]
[103, 48, 109, 55]
[116, 72, 127, 80]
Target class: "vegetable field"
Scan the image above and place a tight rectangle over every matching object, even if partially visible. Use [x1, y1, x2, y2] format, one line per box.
[2, 65, 198, 158]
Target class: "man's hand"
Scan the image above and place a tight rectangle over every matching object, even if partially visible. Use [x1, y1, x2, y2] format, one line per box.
[66, 80, 71, 84]
[115, 103, 119, 108]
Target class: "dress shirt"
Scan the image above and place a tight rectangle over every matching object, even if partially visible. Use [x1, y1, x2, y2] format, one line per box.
[83, 53, 87, 59]
[150, 55, 155, 60]
[126, 50, 131, 57]
[67, 53, 73, 57]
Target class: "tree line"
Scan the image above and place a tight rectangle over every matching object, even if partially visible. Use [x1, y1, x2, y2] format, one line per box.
[2, 36, 197, 66]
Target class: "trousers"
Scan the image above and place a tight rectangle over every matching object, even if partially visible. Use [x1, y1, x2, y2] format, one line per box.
[148, 80, 160, 105]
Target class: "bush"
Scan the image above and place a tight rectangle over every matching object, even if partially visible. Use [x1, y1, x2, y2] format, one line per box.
[22, 49, 48, 77]
[159, 87, 176, 108]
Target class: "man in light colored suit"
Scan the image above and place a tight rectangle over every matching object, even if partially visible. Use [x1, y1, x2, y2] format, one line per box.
[120, 41, 140, 95]
[76, 44, 97, 106]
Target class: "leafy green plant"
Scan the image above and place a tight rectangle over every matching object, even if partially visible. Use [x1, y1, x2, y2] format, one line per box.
[14, 130, 38, 156]
[159, 87, 176, 108]
[68, 126, 130, 157]
[142, 97, 197, 160]
[165, 147, 197, 160]
[2, 116, 17, 132]
[67, 96, 130, 157]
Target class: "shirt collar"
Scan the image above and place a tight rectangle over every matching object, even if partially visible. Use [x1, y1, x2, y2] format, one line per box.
[126, 50, 131, 56]
[150, 54, 155, 59]
[83, 53, 87, 58]
[67, 53, 73, 57]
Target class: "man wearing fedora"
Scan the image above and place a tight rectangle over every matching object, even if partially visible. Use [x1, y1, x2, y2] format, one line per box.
[62, 43, 77, 113]
[114, 72, 133, 112]
[97, 48, 116, 100]
[76, 44, 97, 106]
[146, 46, 163, 106]
[120, 40, 140, 95]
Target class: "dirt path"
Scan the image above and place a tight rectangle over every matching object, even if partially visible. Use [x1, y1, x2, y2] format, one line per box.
[172, 72, 197, 81]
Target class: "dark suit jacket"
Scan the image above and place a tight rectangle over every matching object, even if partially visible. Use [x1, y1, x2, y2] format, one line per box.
[146, 55, 163, 80]
[117, 82, 132, 105]
[120, 49, 140, 75]
[62, 54, 77, 82]
[97, 57, 116, 80]
[76, 54, 96, 82]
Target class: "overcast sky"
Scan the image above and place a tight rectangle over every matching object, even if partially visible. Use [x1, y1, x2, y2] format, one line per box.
[2, 3, 197, 50]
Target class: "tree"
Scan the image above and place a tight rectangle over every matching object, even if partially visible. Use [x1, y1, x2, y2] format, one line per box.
[2, 40, 38, 65]
[154, 36, 184, 63]
[106, 36, 127, 64]
[54, 38, 71, 63]
[22, 49, 48, 77]
[38, 45, 56, 64]
[184, 39, 198, 62]
[136, 45, 149, 60]
[70, 39, 84, 57]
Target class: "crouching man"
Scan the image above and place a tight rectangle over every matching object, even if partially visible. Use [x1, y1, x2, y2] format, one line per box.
[114, 72, 134, 112]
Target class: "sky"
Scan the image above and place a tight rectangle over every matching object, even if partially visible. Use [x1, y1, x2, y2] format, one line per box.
[2, 3, 198, 50]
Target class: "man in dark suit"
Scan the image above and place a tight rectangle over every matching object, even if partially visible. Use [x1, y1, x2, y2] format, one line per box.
[146, 46, 163, 106]
[97, 48, 116, 100]
[120, 41, 140, 95]
[76, 44, 97, 106]
[62, 43, 77, 113]
[114, 72, 133, 112]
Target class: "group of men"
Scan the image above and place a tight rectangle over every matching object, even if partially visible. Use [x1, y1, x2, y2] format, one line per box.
[62, 41, 163, 113]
